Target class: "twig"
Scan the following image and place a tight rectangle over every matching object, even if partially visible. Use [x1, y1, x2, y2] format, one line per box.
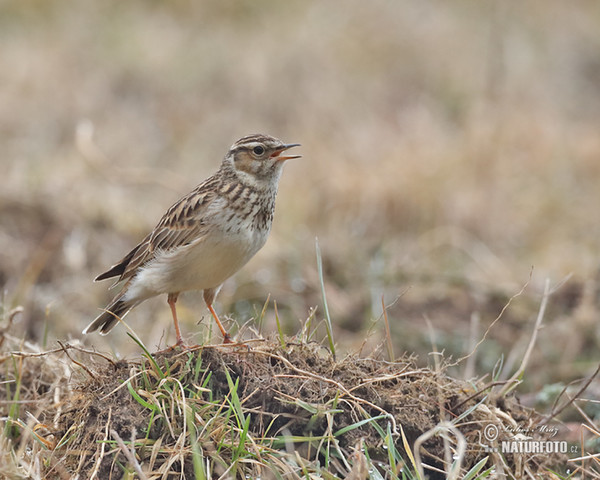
[69, 344, 117, 367]
[346, 368, 415, 394]
[449, 269, 532, 368]
[257, 350, 398, 435]
[9, 343, 116, 367]
[451, 380, 510, 411]
[541, 362, 600, 425]
[57, 341, 96, 380]
[0, 306, 24, 349]
[570, 398, 598, 431]
[546, 379, 582, 422]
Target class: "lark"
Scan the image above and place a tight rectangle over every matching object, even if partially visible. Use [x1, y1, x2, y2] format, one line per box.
[83, 134, 300, 346]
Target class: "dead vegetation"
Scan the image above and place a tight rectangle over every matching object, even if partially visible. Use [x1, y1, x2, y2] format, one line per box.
[0, 320, 580, 480]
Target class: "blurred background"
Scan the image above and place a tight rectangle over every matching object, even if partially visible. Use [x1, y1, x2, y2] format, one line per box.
[1, 1, 599, 393]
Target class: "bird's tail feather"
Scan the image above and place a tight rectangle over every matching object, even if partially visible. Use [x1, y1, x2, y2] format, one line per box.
[83, 296, 135, 335]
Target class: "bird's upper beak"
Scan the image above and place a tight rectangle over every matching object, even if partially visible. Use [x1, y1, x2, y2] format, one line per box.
[271, 143, 301, 162]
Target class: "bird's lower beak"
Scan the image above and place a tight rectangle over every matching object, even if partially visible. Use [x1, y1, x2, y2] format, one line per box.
[272, 143, 301, 162]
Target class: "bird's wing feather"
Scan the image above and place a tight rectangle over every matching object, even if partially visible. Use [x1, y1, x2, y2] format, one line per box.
[96, 174, 222, 284]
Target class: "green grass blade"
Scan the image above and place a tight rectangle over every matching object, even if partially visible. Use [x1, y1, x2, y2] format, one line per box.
[234, 414, 251, 461]
[6, 357, 22, 438]
[257, 293, 270, 335]
[315, 237, 336, 359]
[224, 368, 245, 425]
[273, 300, 286, 348]
[127, 332, 165, 379]
[491, 354, 504, 382]
[193, 354, 204, 385]
[187, 406, 207, 480]
[386, 422, 397, 477]
[363, 447, 386, 480]
[334, 414, 388, 437]
[127, 380, 157, 411]
[462, 456, 491, 480]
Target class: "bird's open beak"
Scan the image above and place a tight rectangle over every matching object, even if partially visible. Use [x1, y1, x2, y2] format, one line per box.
[272, 143, 301, 162]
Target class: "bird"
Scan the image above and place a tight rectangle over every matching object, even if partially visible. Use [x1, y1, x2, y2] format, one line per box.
[83, 134, 301, 346]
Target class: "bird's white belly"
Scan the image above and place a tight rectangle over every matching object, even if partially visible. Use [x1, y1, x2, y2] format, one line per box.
[125, 224, 268, 301]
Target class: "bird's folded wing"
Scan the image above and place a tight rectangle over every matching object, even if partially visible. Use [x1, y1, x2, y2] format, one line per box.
[100, 184, 219, 284]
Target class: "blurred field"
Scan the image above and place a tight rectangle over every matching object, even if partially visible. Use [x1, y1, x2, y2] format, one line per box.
[2, 0, 600, 398]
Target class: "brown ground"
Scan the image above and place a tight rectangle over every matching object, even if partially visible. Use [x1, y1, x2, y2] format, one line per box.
[2, 329, 566, 479]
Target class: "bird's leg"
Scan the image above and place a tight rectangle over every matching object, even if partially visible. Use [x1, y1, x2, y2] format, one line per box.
[203, 288, 232, 343]
[167, 292, 185, 346]
[207, 303, 233, 343]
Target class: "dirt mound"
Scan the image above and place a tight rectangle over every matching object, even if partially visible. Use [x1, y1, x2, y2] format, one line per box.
[0, 332, 566, 479]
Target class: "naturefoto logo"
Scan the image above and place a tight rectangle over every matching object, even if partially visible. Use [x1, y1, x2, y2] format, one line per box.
[483, 423, 574, 454]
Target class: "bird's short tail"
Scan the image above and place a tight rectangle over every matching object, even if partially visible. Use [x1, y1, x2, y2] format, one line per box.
[83, 296, 135, 335]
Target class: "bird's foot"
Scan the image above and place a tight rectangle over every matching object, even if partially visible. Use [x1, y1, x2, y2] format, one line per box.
[154, 339, 197, 354]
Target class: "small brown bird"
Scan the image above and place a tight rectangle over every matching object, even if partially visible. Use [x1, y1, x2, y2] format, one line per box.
[83, 134, 300, 345]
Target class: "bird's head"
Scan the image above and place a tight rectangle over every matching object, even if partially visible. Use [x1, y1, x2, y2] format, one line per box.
[225, 134, 301, 187]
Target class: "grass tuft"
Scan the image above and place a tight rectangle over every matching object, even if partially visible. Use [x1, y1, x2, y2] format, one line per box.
[0, 321, 581, 479]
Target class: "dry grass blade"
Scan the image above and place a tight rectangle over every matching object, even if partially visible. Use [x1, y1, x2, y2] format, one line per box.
[88, 407, 112, 480]
[381, 296, 394, 362]
[450, 270, 532, 368]
[413, 422, 466, 480]
[542, 361, 600, 425]
[110, 428, 148, 480]
[0, 325, 578, 478]
[497, 278, 551, 397]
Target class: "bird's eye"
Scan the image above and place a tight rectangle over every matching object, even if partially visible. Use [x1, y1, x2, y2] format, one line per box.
[253, 145, 265, 156]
